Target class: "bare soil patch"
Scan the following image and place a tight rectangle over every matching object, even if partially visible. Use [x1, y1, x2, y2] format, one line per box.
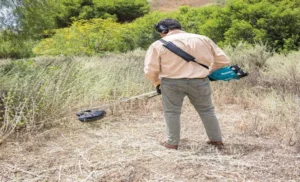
[150, 0, 212, 11]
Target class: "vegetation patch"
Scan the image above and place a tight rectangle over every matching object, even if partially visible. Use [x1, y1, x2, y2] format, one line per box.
[1, 0, 300, 58]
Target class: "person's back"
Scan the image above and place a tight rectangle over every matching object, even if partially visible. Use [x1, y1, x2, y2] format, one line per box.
[144, 18, 229, 150]
[145, 28, 230, 85]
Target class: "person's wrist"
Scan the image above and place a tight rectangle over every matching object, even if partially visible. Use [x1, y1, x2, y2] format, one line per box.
[156, 84, 161, 94]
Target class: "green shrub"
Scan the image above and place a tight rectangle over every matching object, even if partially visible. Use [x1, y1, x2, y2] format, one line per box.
[33, 19, 129, 55]
[224, 20, 267, 46]
[91, 0, 150, 22]
[197, 6, 231, 45]
[33, 0, 300, 57]
[14, 0, 150, 39]
[177, 0, 300, 51]
[33, 12, 169, 55]
[0, 31, 36, 59]
[224, 0, 300, 52]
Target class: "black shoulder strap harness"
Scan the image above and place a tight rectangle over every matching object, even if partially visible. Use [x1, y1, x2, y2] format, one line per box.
[159, 39, 209, 70]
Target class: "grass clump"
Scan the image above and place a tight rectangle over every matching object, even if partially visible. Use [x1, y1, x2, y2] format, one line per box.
[260, 51, 300, 95]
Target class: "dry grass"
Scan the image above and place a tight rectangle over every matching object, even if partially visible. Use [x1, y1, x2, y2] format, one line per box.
[0, 97, 299, 181]
[261, 52, 300, 95]
[0, 50, 152, 144]
[150, 0, 213, 11]
[212, 82, 300, 147]
[1, 45, 300, 181]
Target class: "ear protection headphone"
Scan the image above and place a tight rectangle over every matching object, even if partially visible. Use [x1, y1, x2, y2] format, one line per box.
[155, 23, 169, 34]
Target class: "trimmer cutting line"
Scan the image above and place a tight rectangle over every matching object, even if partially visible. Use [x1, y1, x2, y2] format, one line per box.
[76, 91, 160, 122]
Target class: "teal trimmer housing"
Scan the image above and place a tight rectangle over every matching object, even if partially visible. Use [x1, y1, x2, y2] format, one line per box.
[208, 65, 248, 81]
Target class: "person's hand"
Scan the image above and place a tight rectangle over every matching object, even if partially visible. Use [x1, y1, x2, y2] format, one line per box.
[156, 84, 161, 94]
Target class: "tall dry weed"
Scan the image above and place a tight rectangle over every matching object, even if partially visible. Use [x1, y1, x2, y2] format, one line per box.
[224, 42, 273, 70]
[260, 52, 300, 95]
[224, 42, 273, 87]
[0, 49, 152, 142]
[213, 44, 300, 147]
[1, 46, 299, 147]
[0, 57, 88, 142]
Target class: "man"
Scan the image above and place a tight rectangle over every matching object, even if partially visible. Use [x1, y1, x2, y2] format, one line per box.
[144, 18, 230, 150]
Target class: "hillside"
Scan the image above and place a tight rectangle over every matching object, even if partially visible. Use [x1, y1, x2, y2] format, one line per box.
[0, 43, 299, 181]
[1, 0, 300, 181]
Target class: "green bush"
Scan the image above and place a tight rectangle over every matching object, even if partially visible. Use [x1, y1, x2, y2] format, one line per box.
[54, 0, 150, 27]
[33, 12, 168, 55]
[33, 0, 300, 57]
[91, 0, 150, 22]
[224, 0, 300, 52]
[0, 31, 36, 59]
[196, 6, 231, 45]
[175, 0, 300, 51]
[33, 19, 129, 55]
[1, 0, 150, 58]
[224, 20, 266, 46]
[14, 0, 150, 38]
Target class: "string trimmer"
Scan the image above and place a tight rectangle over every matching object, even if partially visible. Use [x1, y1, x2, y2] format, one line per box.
[76, 91, 160, 122]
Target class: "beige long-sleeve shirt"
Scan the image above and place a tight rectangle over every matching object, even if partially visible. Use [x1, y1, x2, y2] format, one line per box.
[144, 30, 230, 86]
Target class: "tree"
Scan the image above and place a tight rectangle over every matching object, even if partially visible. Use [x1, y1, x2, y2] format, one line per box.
[11, 0, 150, 39]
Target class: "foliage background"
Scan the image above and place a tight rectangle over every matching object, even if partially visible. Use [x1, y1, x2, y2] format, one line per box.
[0, 0, 150, 58]
[1, 0, 300, 58]
[33, 0, 300, 56]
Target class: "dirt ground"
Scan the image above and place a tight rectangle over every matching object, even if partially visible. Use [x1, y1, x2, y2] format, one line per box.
[150, 0, 212, 11]
[0, 97, 299, 181]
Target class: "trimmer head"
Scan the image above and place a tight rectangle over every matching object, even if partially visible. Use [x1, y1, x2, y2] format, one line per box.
[230, 65, 248, 78]
[76, 109, 106, 122]
[76, 91, 160, 122]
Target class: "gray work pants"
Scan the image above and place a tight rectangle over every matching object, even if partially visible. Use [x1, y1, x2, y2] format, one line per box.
[161, 77, 222, 145]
